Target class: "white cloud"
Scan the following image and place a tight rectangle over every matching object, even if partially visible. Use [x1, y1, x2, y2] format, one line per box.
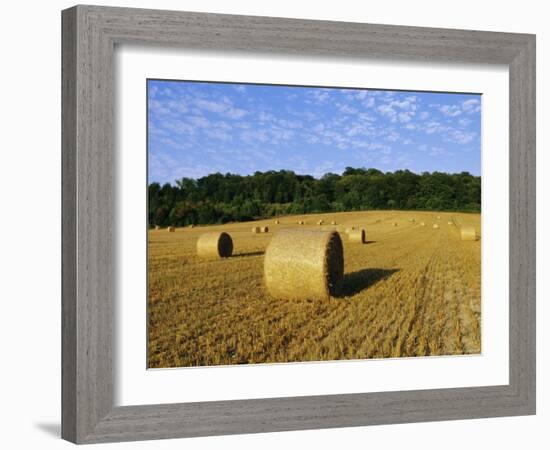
[439, 104, 462, 117]
[461, 98, 481, 114]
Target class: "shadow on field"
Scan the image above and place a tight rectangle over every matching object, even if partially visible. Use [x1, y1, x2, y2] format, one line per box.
[233, 251, 265, 258]
[342, 268, 400, 296]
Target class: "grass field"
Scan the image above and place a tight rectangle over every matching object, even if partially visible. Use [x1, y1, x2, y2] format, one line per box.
[147, 210, 481, 368]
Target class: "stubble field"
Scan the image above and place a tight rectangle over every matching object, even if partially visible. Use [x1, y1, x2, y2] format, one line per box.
[147, 210, 481, 368]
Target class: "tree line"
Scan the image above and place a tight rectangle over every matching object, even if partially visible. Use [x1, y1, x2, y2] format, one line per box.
[148, 168, 481, 227]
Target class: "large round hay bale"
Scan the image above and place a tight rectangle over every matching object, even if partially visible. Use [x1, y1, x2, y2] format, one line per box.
[189, 224, 195, 228]
[317, 220, 324, 225]
[274, 220, 280, 224]
[297, 220, 304, 225]
[447, 221, 453, 225]
[331, 221, 337, 225]
[348, 229, 366, 243]
[393, 222, 398, 227]
[433, 224, 440, 229]
[437, 215, 441, 219]
[196, 232, 233, 259]
[167, 226, 175, 232]
[154, 225, 160, 230]
[264, 229, 344, 300]
[420, 222, 426, 226]
[261, 226, 269, 233]
[461, 226, 476, 241]
[252, 226, 261, 233]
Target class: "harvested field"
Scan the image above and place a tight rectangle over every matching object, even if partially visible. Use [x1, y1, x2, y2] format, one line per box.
[148, 210, 481, 368]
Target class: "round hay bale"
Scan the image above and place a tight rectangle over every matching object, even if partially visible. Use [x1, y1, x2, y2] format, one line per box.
[297, 220, 304, 225]
[461, 226, 476, 241]
[154, 225, 160, 230]
[433, 224, 440, 229]
[189, 224, 195, 228]
[331, 221, 337, 225]
[274, 220, 280, 224]
[264, 229, 344, 300]
[167, 226, 175, 232]
[348, 229, 366, 243]
[251, 226, 261, 233]
[261, 226, 269, 233]
[393, 222, 398, 227]
[420, 222, 426, 226]
[197, 232, 233, 259]
[317, 220, 324, 225]
[409, 218, 416, 222]
[447, 221, 453, 225]
[437, 215, 441, 219]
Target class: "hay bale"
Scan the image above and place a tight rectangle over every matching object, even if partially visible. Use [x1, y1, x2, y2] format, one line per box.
[317, 220, 324, 225]
[409, 218, 416, 222]
[261, 226, 269, 233]
[251, 226, 261, 233]
[433, 224, 440, 229]
[264, 229, 343, 300]
[348, 229, 366, 243]
[420, 222, 426, 226]
[189, 224, 195, 228]
[196, 232, 233, 259]
[167, 226, 175, 232]
[437, 215, 441, 219]
[274, 220, 280, 224]
[393, 222, 398, 227]
[447, 221, 453, 225]
[345, 227, 355, 233]
[297, 220, 305, 225]
[154, 225, 160, 230]
[461, 226, 476, 241]
[331, 221, 337, 225]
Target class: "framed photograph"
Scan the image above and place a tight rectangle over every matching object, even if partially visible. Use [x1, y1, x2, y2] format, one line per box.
[62, 5, 536, 444]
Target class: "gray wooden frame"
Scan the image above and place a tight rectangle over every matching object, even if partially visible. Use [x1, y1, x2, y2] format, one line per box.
[61, 4, 536, 444]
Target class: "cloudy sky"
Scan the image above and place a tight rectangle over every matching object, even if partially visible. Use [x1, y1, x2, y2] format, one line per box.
[148, 79, 481, 184]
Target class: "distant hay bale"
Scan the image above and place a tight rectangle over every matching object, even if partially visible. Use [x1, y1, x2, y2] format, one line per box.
[167, 226, 175, 232]
[317, 220, 324, 225]
[437, 215, 441, 219]
[420, 222, 426, 226]
[261, 226, 269, 233]
[409, 218, 416, 222]
[189, 224, 195, 228]
[348, 229, 366, 243]
[331, 221, 337, 225]
[393, 222, 398, 227]
[154, 225, 160, 230]
[433, 224, 440, 229]
[461, 226, 476, 241]
[297, 220, 305, 225]
[274, 220, 280, 224]
[345, 227, 355, 233]
[448, 221, 453, 225]
[196, 232, 233, 259]
[264, 229, 344, 300]
[251, 226, 261, 233]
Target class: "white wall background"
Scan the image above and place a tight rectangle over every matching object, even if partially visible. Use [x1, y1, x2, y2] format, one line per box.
[0, 0, 545, 448]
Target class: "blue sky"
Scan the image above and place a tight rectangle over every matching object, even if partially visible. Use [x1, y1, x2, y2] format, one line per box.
[148, 80, 481, 184]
